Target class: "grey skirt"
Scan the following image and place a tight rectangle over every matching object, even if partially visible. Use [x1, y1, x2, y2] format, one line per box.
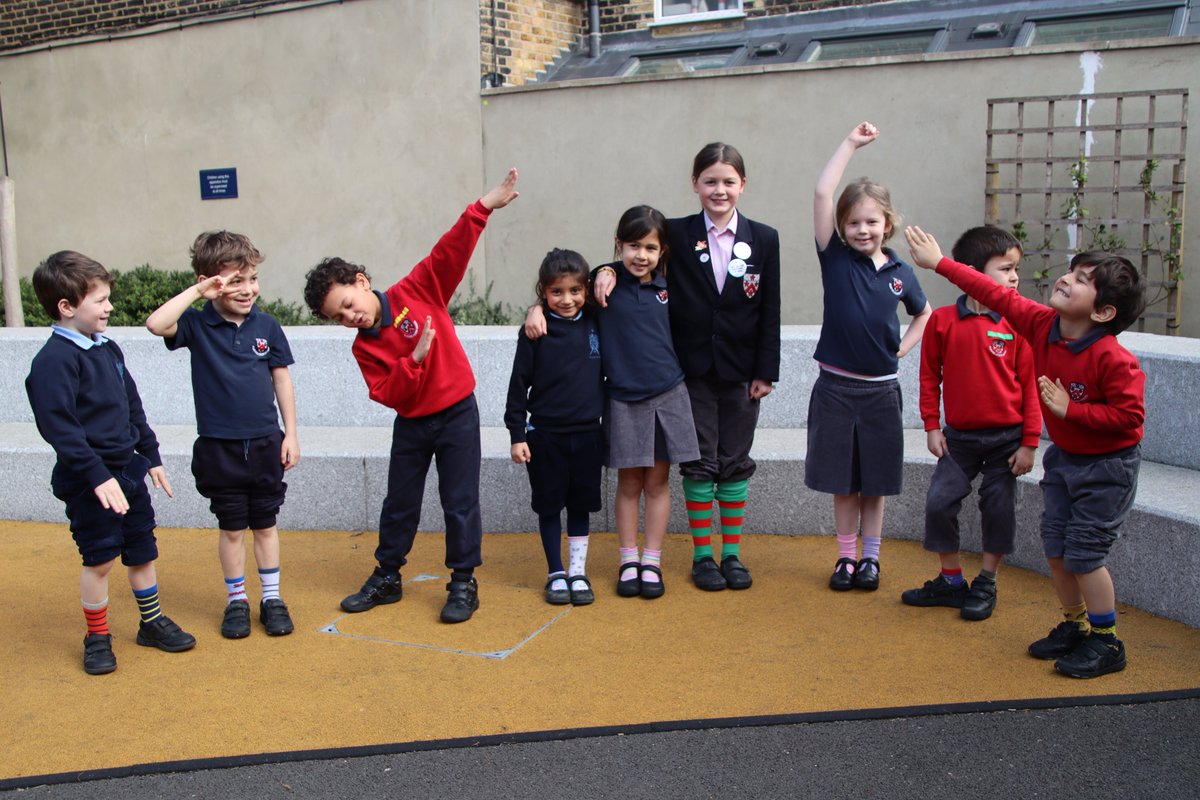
[606, 380, 701, 469]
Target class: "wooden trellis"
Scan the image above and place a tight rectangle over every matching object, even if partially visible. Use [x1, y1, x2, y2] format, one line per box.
[985, 89, 1187, 334]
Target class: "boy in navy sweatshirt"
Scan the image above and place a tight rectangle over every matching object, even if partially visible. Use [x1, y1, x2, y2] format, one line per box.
[25, 251, 196, 675]
[906, 227, 1146, 679]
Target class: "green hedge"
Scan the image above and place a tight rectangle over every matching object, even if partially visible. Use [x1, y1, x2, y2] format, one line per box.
[1, 265, 516, 327]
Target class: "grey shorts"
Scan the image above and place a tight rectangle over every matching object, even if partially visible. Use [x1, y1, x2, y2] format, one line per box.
[606, 380, 700, 469]
[804, 370, 903, 496]
[924, 425, 1022, 555]
[1040, 443, 1140, 573]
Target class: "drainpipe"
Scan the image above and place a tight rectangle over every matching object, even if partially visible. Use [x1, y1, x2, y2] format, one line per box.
[588, 0, 601, 58]
[0, 85, 20, 327]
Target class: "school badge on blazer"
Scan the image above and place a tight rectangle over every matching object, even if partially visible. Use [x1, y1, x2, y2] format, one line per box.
[743, 273, 760, 298]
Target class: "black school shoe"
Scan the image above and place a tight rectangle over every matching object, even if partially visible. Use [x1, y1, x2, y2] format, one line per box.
[440, 576, 479, 623]
[691, 556, 727, 591]
[960, 576, 997, 621]
[341, 566, 403, 613]
[721, 556, 753, 590]
[136, 615, 197, 652]
[617, 562, 641, 597]
[901, 575, 968, 608]
[260, 598, 295, 636]
[1055, 635, 1127, 678]
[853, 558, 880, 590]
[829, 558, 856, 591]
[221, 599, 252, 639]
[1028, 621, 1090, 660]
[83, 633, 117, 675]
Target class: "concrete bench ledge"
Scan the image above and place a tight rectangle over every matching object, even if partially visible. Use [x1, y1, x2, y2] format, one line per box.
[2, 421, 1196, 625]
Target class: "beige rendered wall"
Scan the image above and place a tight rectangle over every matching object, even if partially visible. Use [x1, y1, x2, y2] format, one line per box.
[480, 41, 1200, 335]
[0, 0, 491, 306]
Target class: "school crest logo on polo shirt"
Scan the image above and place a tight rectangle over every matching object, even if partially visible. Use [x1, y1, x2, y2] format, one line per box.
[743, 274, 760, 298]
[989, 339, 1007, 357]
[889, 277, 904, 296]
[656, 290, 669, 304]
[398, 318, 419, 338]
[1069, 381, 1088, 402]
[253, 338, 270, 356]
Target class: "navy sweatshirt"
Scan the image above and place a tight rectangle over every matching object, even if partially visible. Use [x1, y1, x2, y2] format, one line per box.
[26, 329, 162, 493]
[505, 309, 604, 443]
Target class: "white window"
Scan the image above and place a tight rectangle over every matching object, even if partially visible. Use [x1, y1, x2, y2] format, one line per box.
[655, 0, 745, 25]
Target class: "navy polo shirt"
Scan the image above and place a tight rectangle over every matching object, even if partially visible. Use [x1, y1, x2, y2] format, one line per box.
[813, 235, 927, 376]
[598, 262, 685, 402]
[165, 302, 294, 439]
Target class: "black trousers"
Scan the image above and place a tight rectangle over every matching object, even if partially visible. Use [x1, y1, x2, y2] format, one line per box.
[375, 394, 483, 572]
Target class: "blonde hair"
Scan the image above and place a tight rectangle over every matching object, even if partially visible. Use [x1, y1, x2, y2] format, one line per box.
[835, 178, 901, 243]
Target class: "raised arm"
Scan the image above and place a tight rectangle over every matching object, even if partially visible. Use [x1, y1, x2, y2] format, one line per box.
[814, 122, 879, 250]
[145, 275, 224, 337]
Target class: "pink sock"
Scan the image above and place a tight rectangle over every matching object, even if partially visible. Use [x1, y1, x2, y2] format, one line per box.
[619, 546, 639, 582]
[837, 533, 858, 573]
[641, 549, 662, 583]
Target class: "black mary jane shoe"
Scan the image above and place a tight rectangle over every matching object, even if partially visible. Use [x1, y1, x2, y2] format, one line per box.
[853, 557, 880, 591]
[829, 557, 856, 591]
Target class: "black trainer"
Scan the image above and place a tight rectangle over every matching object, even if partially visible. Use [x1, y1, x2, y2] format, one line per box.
[136, 615, 197, 652]
[341, 566, 403, 613]
[1028, 621, 1090, 660]
[221, 599, 251, 639]
[260, 598, 294, 636]
[691, 556, 727, 591]
[83, 633, 117, 675]
[1055, 635, 1127, 678]
[901, 575, 968, 608]
[721, 556, 753, 590]
[440, 576, 479, 623]
[961, 576, 997, 621]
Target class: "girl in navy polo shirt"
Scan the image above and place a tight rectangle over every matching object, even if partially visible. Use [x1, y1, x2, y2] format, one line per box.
[595, 206, 700, 599]
[809, 122, 932, 592]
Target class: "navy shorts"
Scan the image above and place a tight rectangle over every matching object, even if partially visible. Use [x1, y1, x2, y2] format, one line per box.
[1040, 443, 1140, 573]
[54, 453, 159, 568]
[525, 427, 604, 516]
[191, 431, 287, 531]
[804, 371, 904, 496]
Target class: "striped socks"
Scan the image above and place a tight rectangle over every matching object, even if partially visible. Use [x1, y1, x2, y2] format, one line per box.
[132, 584, 162, 624]
[1088, 609, 1120, 649]
[82, 598, 109, 635]
[259, 567, 281, 602]
[682, 477, 715, 561]
[225, 575, 248, 604]
[715, 480, 747, 560]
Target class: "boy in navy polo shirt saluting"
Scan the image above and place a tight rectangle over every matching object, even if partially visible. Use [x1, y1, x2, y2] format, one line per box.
[27, 251, 195, 675]
[302, 168, 519, 624]
[147, 231, 300, 639]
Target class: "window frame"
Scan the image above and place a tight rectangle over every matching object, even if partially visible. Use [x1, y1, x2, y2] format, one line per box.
[651, 0, 746, 27]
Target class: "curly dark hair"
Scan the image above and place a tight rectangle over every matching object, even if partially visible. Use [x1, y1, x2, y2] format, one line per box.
[303, 257, 370, 318]
[1070, 252, 1147, 334]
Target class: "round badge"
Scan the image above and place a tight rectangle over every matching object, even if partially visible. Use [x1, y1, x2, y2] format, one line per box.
[733, 242, 751, 260]
[700, 253, 710, 263]
[728, 259, 747, 278]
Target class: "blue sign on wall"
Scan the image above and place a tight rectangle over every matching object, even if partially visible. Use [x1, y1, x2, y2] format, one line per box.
[199, 168, 238, 200]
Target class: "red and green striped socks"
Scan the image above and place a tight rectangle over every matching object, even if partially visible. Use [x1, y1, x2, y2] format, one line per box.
[682, 477, 715, 562]
[715, 480, 747, 560]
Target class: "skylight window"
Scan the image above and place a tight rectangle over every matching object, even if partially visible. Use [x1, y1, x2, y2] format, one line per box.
[808, 30, 940, 61]
[622, 47, 741, 76]
[1026, 9, 1176, 45]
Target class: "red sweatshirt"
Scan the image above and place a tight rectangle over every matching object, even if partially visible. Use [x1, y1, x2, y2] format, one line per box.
[351, 201, 491, 418]
[920, 297, 1041, 447]
[935, 257, 1144, 454]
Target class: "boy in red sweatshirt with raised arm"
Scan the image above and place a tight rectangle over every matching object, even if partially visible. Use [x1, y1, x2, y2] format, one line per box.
[303, 168, 519, 624]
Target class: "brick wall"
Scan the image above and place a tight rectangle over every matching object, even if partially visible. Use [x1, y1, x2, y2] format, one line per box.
[481, 0, 585, 87]
[0, 0, 311, 52]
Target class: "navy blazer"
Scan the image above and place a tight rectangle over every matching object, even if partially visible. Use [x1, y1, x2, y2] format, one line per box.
[666, 213, 781, 383]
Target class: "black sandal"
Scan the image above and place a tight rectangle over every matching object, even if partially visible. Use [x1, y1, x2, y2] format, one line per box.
[639, 564, 665, 599]
[617, 562, 641, 597]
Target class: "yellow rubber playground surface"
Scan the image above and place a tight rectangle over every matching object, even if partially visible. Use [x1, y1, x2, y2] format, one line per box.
[2, 521, 1198, 789]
